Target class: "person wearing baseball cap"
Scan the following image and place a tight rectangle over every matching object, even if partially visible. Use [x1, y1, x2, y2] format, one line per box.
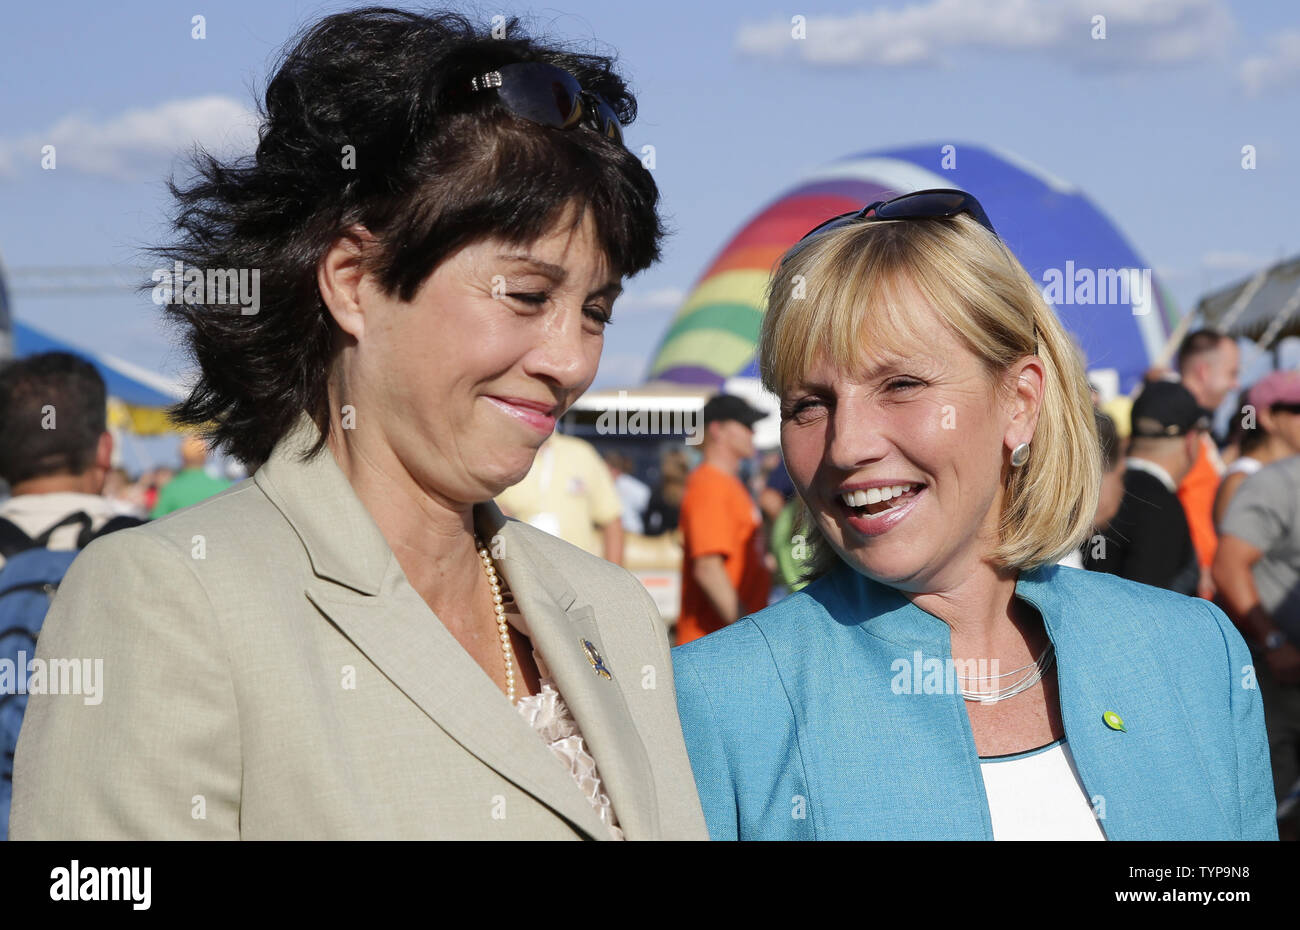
[701, 394, 766, 432]
[1214, 369, 1300, 837]
[676, 393, 770, 645]
[1083, 381, 1209, 595]
[1247, 369, 1300, 452]
[1214, 371, 1300, 526]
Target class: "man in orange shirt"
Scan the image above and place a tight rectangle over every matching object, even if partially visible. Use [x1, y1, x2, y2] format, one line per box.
[676, 394, 771, 645]
[1173, 330, 1240, 598]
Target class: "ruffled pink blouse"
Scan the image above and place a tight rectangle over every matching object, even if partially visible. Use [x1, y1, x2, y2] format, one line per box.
[503, 587, 624, 841]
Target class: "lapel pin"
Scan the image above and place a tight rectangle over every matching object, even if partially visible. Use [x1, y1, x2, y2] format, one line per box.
[1103, 710, 1126, 732]
[581, 639, 612, 680]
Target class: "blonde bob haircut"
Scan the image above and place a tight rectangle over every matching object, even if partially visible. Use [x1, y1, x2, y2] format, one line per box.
[760, 211, 1100, 581]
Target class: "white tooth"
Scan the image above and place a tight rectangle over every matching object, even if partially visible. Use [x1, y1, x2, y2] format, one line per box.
[866, 488, 883, 504]
[841, 492, 853, 506]
[851, 490, 865, 507]
[893, 484, 908, 497]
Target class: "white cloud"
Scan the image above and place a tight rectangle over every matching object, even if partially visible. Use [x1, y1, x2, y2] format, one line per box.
[0, 95, 258, 180]
[736, 0, 1235, 71]
[614, 286, 686, 315]
[1240, 30, 1300, 95]
[1200, 250, 1267, 272]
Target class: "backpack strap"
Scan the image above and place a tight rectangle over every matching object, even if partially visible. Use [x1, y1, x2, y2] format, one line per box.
[78, 514, 146, 547]
[0, 518, 36, 560]
[30, 511, 94, 548]
[0, 509, 146, 562]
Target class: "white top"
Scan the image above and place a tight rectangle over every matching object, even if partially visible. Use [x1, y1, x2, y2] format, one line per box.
[1124, 457, 1177, 494]
[979, 739, 1106, 840]
[1056, 547, 1085, 569]
[1224, 455, 1262, 479]
[0, 491, 123, 571]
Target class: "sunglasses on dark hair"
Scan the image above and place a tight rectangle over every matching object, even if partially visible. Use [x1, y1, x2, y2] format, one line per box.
[467, 62, 624, 145]
[783, 188, 998, 268]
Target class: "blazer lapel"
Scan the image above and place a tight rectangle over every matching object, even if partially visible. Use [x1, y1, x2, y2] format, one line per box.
[1017, 567, 1233, 840]
[256, 412, 612, 839]
[482, 508, 661, 841]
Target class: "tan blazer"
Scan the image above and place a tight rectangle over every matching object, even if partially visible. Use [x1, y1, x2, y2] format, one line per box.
[10, 413, 707, 840]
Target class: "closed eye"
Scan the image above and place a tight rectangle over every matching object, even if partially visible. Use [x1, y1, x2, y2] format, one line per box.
[887, 378, 924, 392]
[783, 397, 826, 422]
[512, 293, 610, 323]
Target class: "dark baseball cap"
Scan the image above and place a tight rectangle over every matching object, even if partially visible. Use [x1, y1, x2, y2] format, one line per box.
[1131, 381, 1212, 438]
[702, 393, 766, 428]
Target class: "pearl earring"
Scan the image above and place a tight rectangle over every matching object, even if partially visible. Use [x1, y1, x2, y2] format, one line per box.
[1010, 442, 1031, 467]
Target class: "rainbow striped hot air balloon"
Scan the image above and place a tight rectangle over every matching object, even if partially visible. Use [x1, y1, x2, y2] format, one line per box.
[646, 143, 1175, 396]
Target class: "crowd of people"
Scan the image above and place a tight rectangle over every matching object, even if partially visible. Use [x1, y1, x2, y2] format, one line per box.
[0, 7, 1292, 842]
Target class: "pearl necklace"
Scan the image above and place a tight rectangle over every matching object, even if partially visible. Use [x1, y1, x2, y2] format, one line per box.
[476, 538, 515, 703]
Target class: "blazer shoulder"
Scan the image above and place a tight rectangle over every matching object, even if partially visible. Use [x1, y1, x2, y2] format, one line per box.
[672, 616, 792, 715]
[1048, 565, 1236, 669]
[133, 478, 281, 551]
[507, 517, 648, 599]
[87, 480, 306, 603]
[1051, 565, 1210, 622]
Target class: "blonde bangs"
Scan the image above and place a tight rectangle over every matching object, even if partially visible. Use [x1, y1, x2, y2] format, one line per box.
[760, 223, 956, 397]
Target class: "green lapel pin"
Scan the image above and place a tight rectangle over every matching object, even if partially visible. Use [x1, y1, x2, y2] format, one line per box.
[1103, 710, 1126, 732]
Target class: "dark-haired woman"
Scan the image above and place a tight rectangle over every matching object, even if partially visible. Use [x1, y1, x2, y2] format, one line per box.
[11, 8, 706, 840]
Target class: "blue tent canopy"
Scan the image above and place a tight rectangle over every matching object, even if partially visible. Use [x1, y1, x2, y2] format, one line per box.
[12, 320, 184, 430]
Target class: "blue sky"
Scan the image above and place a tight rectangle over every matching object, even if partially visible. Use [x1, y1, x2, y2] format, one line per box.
[3, 0, 1299, 467]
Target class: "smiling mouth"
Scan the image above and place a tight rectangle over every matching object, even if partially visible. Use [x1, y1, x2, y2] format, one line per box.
[839, 483, 925, 517]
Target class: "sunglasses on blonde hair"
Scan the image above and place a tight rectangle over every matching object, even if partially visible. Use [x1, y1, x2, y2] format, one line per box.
[783, 189, 998, 269]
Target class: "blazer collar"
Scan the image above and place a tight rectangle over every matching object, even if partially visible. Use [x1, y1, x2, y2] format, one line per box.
[255, 411, 390, 595]
[826, 559, 1065, 653]
[255, 412, 657, 839]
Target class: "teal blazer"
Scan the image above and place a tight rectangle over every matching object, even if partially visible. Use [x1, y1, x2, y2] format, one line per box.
[673, 562, 1277, 840]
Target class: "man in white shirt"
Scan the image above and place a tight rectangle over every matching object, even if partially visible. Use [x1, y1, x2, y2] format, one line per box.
[0, 352, 120, 569]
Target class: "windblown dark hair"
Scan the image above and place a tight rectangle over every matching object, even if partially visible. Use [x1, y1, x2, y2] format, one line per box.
[154, 7, 663, 468]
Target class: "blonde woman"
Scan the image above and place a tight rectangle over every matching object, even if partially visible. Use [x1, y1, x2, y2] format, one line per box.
[672, 189, 1276, 840]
